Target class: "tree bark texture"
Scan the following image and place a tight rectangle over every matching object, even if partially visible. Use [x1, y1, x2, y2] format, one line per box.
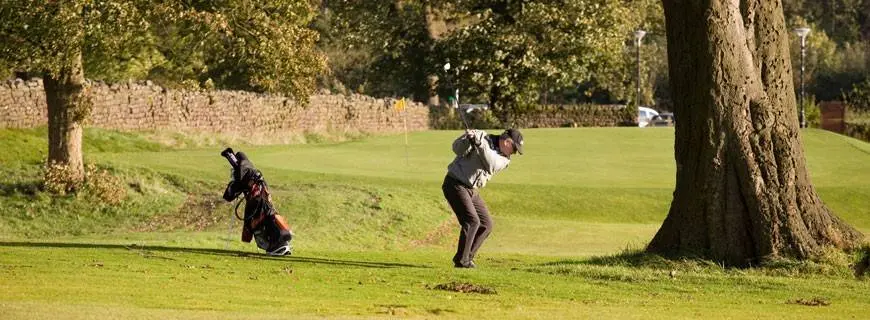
[647, 0, 864, 266]
[43, 49, 87, 185]
[425, 4, 444, 106]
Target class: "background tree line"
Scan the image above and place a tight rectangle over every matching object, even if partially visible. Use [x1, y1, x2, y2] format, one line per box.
[2, 0, 868, 121]
[314, 0, 665, 125]
[782, 0, 870, 116]
[313, 0, 870, 119]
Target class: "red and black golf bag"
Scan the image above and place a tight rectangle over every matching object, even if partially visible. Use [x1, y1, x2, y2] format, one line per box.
[221, 148, 294, 255]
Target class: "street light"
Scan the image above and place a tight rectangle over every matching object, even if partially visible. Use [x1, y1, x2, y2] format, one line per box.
[795, 27, 810, 128]
[634, 30, 647, 108]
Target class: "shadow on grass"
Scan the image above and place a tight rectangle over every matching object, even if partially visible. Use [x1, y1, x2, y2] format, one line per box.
[537, 250, 678, 268]
[0, 241, 429, 269]
[536, 250, 728, 272]
[536, 249, 864, 278]
[0, 180, 42, 197]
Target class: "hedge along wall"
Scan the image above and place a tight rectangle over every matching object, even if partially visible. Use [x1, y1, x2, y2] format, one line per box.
[0, 79, 429, 134]
[515, 104, 636, 128]
[845, 122, 870, 142]
[429, 104, 636, 129]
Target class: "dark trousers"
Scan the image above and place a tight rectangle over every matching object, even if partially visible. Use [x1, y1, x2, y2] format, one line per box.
[442, 175, 493, 265]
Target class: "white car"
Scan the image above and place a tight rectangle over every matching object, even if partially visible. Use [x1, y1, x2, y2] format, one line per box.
[637, 106, 659, 127]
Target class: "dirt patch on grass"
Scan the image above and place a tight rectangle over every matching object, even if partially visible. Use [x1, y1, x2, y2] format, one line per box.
[410, 218, 457, 247]
[375, 304, 410, 316]
[427, 308, 456, 315]
[430, 281, 497, 294]
[786, 297, 831, 307]
[134, 194, 224, 232]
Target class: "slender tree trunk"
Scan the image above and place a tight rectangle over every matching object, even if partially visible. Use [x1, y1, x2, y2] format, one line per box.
[648, 0, 863, 266]
[43, 49, 87, 188]
[424, 4, 445, 106]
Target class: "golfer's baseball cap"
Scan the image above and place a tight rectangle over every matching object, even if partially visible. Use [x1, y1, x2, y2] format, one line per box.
[504, 128, 524, 155]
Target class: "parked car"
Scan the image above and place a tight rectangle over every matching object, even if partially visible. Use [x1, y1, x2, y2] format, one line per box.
[637, 106, 659, 127]
[649, 112, 675, 127]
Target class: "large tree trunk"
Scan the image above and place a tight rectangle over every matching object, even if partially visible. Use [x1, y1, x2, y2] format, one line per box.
[647, 0, 864, 266]
[43, 49, 87, 188]
[424, 4, 447, 106]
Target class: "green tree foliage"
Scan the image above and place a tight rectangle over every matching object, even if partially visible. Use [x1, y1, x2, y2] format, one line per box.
[615, 0, 666, 108]
[0, 1, 325, 99]
[190, 1, 325, 99]
[0, 2, 146, 80]
[783, 0, 870, 43]
[527, 0, 667, 108]
[783, 1, 870, 104]
[0, 1, 325, 189]
[317, 1, 438, 100]
[322, 0, 640, 125]
[845, 79, 870, 111]
[811, 41, 869, 102]
[436, 0, 634, 124]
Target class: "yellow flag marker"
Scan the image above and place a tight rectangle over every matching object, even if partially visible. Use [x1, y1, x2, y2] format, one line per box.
[394, 97, 409, 166]
[394, 97, 406, 112]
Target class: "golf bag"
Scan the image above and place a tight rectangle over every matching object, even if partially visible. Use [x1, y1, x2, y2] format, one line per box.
[221, 148, 293, 255]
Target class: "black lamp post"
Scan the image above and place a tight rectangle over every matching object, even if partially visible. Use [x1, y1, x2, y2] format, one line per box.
[795, 27, 810, 128]
[634, 30, 647, 108]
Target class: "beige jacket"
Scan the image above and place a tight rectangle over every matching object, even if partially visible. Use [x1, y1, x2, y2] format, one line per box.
[446, 130, 511, 189]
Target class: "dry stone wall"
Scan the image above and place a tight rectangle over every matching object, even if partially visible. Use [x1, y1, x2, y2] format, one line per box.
[0, 79, 429, 134]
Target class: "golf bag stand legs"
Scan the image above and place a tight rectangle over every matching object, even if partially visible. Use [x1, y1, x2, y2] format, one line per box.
[243, 213, 294, 256]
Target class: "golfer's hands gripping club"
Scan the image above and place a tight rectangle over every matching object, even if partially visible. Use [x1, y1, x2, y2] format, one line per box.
[465, 129, 484, 147]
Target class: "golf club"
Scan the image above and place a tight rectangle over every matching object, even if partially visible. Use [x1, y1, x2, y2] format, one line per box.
[458, 104, 488, 131]
[444, 63, 467, 130]
[444, 63, 489, 130]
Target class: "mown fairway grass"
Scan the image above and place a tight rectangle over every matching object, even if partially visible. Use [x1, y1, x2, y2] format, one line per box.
[1, 127, 869, 319]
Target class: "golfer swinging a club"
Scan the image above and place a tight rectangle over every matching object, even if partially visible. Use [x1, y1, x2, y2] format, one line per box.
[443, 126, 523, 268]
